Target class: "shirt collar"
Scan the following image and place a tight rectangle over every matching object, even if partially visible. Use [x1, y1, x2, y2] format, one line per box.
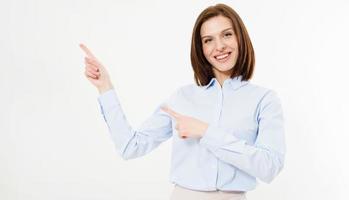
[203, 75, 248, 90]
[203, 78, 216, 89]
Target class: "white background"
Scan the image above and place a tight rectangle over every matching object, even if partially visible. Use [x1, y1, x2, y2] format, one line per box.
[1, 0, 348, 199]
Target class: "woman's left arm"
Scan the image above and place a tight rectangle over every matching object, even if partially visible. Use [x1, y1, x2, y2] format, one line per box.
[199, 91, 286, 184]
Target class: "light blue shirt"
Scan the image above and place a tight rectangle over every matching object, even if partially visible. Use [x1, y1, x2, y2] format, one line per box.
[97, 75, 286, 192]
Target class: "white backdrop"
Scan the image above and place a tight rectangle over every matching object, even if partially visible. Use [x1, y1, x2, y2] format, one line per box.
[1, 0, 348, 199]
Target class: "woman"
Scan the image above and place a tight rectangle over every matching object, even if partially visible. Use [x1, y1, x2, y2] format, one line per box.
[80, 3, 286, 200]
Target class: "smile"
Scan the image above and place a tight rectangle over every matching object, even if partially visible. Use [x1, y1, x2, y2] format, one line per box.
[214, 52, 231, 62]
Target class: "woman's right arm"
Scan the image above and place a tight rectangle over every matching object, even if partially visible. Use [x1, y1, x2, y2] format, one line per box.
[80, 43, 174, 159]
[98, 90, 174, 159]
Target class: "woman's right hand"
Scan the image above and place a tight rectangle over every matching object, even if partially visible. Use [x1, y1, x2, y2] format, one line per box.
[79, 43, 114, 94]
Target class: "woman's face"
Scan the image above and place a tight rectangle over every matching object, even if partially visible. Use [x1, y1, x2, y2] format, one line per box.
[200, 15, 238, 78]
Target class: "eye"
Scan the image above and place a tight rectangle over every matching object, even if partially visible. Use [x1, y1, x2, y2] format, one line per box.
[224, 32, 233, 37]
[203, 38, 212, 44]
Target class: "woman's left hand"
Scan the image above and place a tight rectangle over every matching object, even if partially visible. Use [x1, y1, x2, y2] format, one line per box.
[161, 106, 209, 139]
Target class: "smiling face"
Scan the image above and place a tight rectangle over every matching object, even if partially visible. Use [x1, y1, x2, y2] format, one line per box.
[200, 15, 238, 81]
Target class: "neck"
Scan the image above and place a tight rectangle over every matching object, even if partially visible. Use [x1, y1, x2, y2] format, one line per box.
[213, 69, 233, 87]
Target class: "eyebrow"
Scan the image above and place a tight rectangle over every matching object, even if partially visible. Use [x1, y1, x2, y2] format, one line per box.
[201, 27, 234, 39]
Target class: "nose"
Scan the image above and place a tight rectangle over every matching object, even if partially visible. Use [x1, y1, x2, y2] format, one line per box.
[215, 38, 226, 51]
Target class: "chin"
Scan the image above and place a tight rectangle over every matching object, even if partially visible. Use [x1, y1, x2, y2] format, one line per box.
[213, 64, 234, 72]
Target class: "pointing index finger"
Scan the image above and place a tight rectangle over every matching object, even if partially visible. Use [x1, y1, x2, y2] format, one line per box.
[79, 43, 97, 59]
[161, 106, 180, 119]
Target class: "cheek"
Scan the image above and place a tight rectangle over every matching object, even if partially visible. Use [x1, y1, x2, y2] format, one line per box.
[228, 41, 239, 58]
[233, 45, 239, 58]
[202, 45, 213, 59]
[229, 38, 239, 50]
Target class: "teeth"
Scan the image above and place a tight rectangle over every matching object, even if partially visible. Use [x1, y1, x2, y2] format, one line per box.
[216, 53, 229, 60]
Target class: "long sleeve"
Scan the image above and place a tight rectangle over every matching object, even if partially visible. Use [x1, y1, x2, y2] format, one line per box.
[98, 89, 174, 160]
[199, 91, 286, 183]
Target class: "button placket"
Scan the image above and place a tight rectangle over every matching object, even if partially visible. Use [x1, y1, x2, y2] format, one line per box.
[212, 85, 224, 188]
[215, 86, 224, 124]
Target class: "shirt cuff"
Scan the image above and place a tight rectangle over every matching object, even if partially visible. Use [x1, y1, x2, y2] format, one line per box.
[97, 89, 120, 115]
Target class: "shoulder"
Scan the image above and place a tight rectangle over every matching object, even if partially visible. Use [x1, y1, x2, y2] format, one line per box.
[173, 83, 199, 95]
[162, 83, 196, 104]
[179, 83, 197, 91]
[242, 82, 283, 109]
[162, 83, 204, 104]
[245, 82, 280, 98]
[245, 82, 271, 94]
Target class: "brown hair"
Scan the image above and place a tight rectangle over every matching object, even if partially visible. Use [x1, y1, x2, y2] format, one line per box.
[190, 4, 255, 86]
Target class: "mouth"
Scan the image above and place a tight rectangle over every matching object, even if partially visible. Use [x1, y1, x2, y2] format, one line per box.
[214, 52, 231, 63]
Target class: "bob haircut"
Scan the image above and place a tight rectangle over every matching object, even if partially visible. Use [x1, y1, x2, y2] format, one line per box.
[190, 4, 255, 86]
